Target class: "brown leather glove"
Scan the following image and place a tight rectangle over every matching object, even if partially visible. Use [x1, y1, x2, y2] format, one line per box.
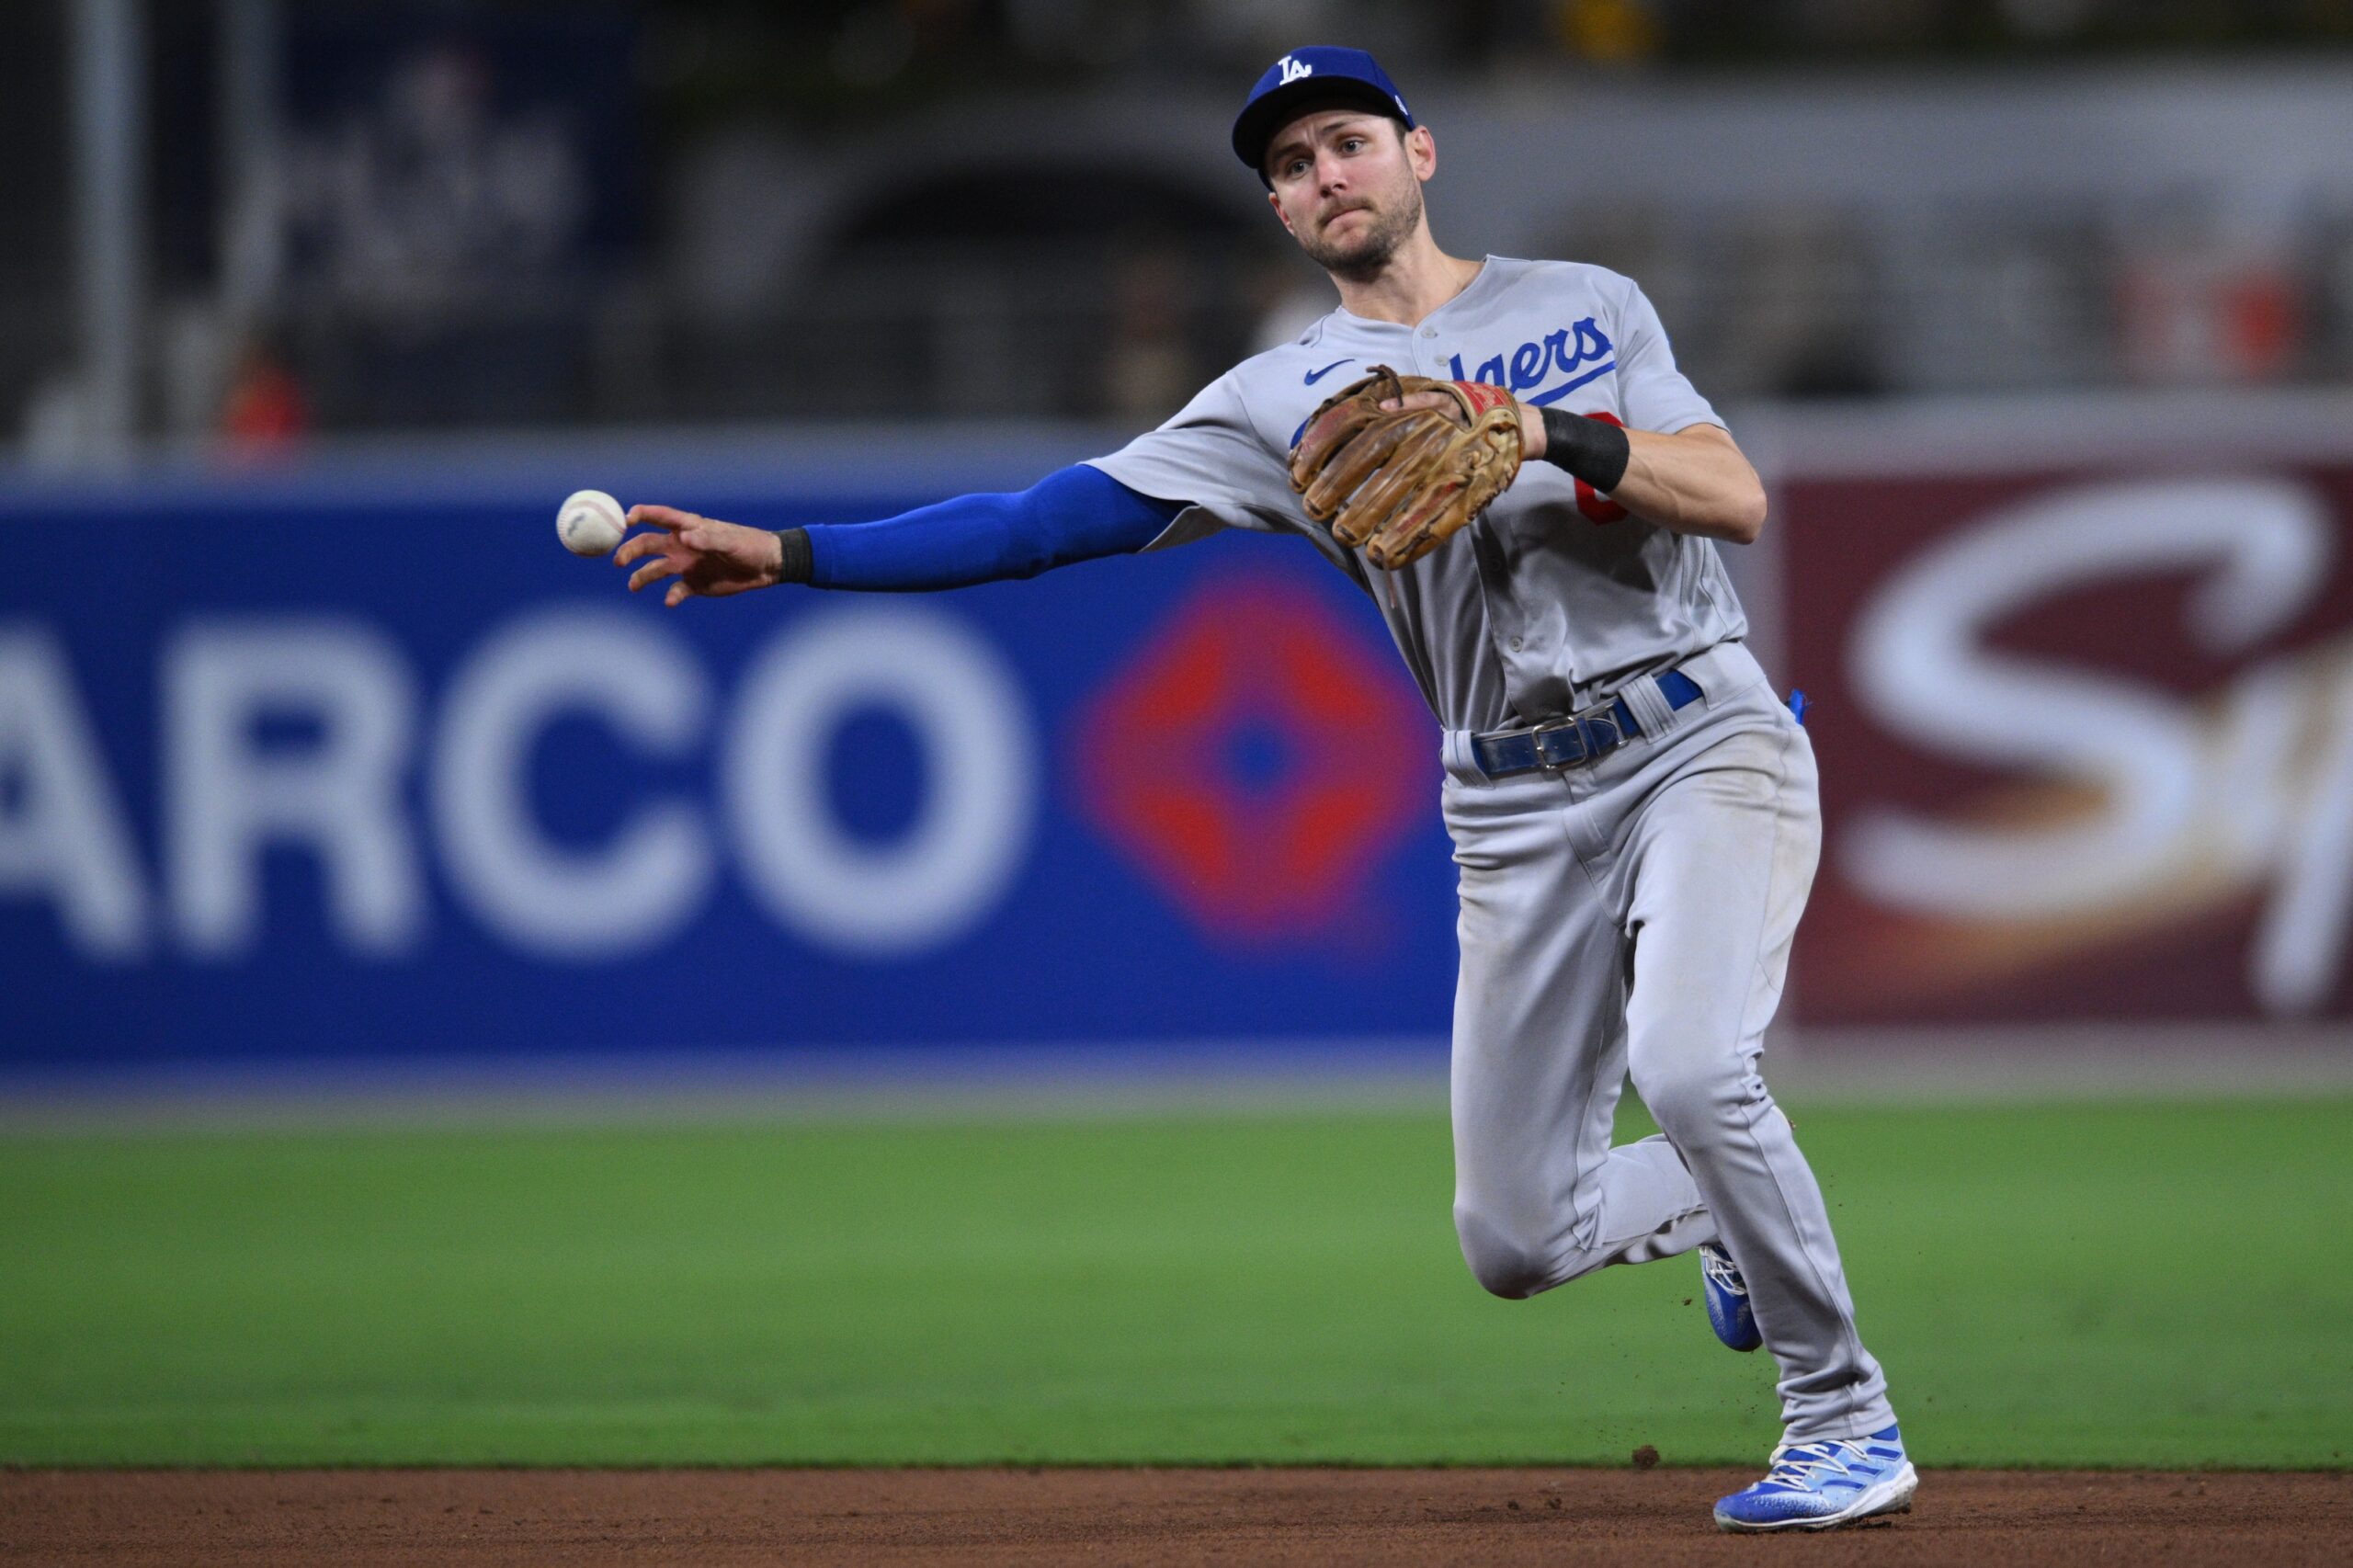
[1288, 366, 1524, 570]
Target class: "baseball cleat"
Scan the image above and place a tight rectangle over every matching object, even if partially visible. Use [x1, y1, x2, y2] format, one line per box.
[1712, 1424, 1917, 1532]
[1698, 1241, 1762, 1351]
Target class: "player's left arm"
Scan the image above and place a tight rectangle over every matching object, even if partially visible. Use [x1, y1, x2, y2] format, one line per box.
[1568, 271, 1767, 543]
[1530, 413, 1766, 544]
[1369, 393, 1766, 545]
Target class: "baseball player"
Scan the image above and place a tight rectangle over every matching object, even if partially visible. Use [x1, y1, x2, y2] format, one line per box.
[615, 46, 1912, 1532]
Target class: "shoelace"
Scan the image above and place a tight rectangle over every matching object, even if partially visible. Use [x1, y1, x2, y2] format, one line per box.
[1700, 1248, 1748, 1296]
[1759, 1439, 1868, 1492]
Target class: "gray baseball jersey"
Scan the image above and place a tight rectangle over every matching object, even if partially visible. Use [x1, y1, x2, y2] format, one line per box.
[1086, 255, 1744, 732]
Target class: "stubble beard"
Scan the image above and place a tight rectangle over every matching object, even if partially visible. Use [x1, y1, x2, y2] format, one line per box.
[1298, 176, 1425, 281]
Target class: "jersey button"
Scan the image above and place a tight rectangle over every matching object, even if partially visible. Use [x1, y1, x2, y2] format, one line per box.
[1509, 636, 1524, 651]
[1422, 327, 1438, 338]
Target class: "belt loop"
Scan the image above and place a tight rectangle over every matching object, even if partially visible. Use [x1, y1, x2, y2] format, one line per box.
[1443, 729, 1481, 780]
[1620, 673, 1679, 737]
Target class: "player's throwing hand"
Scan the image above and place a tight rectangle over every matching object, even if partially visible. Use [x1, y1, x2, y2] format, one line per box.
[614, 505, 784, 606]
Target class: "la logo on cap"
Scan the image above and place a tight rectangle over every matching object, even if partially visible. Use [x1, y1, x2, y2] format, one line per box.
[1278, 54, 1313, 84]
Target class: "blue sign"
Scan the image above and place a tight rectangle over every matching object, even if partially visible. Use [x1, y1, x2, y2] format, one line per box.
[0, 448, 1458, 1075]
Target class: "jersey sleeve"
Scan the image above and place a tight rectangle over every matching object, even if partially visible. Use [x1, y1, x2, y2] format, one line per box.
[804, 464, 1182, 592]
[1081, 372, 1301, 551]
[1612, 276, 1723, 437]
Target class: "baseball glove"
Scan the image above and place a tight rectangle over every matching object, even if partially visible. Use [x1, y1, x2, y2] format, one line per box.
[1288, 366, 1523, 570]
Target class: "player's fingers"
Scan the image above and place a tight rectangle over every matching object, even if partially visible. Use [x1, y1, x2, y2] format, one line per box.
[628, 556, 681, 593]
[626, 504, 696, 531]
[664, 580, 691, 608]
[613, 531, 666, 567]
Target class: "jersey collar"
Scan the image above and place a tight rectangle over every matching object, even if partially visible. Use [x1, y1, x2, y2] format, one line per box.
[1329, 255, 1503, 335]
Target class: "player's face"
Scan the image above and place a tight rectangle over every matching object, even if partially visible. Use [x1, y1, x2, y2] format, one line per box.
[1264, 111, 1433, 279]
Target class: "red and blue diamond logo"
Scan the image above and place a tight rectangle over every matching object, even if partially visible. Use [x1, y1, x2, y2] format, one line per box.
[1071, 574, 1431, 939]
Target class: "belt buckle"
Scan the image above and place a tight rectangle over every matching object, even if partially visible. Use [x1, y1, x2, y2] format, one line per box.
[1531, 698, 1625, 770]
[1526, 716, 1580, 769]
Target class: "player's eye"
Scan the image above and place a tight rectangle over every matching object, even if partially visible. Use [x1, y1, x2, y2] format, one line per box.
[1340, 137, 1365, 153]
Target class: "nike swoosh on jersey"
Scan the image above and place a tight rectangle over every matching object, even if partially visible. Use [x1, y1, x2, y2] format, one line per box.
[1302, 358, 1356, 385]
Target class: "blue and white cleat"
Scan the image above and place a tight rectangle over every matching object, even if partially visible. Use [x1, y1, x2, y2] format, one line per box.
[1698, 1241, 1762, 1352]
[1713, 1425, 1917, 1532]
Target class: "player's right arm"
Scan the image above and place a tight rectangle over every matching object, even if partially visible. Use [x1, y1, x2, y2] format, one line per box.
[613, 465, 1185, 607]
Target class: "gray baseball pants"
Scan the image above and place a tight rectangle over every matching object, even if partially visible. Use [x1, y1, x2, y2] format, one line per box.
[1439, 641, 1895, 1444]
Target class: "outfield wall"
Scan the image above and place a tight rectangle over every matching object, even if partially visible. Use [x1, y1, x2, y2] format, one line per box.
[6, 395, 2352, 1083]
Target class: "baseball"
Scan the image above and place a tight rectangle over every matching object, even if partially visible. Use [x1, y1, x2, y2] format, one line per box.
[556, 489, 627, 557]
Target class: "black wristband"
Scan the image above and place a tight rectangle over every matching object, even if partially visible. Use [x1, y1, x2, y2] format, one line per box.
[772, 528, 813, 585]
[1538, 407, 1631, 493]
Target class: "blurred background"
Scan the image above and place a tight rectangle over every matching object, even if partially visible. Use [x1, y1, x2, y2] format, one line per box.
[8, 0, 2353, 1095]
[12, 0, 2353, 450]
[4, 0, 2352, 1483]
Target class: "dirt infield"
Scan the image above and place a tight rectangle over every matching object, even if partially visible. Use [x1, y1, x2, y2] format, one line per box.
[4, 1467, 2347, 1565]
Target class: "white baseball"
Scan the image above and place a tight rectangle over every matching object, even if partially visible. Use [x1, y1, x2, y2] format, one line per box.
[557, 489, 627, 557]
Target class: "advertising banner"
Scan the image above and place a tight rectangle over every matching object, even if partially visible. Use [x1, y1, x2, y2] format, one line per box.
[0, 461, 1456, 1073]
[1784, 460, 2353, 1026]
[12, 413, 2353, 1077]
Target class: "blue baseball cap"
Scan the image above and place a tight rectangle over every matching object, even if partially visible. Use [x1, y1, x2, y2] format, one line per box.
[1231, 47, 1415, 183]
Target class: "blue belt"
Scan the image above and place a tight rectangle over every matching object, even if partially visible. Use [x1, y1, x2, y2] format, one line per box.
[1471, 669, 1702, 777]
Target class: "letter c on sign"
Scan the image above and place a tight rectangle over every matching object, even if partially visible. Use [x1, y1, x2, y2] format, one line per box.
[433, 608, 714, 959]
[723, 607, 1035, 956]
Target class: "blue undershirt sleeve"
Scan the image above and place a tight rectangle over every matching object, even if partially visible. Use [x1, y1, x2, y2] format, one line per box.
[804, 463, 1186, 592]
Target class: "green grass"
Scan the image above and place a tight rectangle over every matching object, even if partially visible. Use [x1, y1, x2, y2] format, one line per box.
[1, 1097, 2347, 1468]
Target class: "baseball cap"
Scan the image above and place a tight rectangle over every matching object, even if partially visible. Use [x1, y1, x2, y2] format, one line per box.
[1231, 46, 1415, 183]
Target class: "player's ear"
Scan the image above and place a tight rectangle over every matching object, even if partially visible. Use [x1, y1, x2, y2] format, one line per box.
[1267, 187, 1295, 237]
[1406, 123, 1436, 180]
